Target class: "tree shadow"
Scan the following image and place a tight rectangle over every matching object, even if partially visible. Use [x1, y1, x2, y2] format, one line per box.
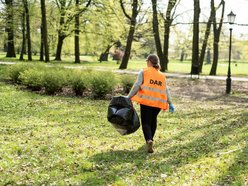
[216, 142, 248, 185]
[84, 147, 149, 185]
[85, 111, 247, 185]
[155, 111, 248, 184]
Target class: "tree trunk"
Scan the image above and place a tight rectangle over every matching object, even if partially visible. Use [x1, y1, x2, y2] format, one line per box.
[119, 22, 136, 69]
[210, 39, 219, 75]
[151, 0, 165, 71]
[119, 0, 138, 69]
[20, 7, 26, 61]
[99, 45, 112, 62]
[210, 0, 225, 75]
[55, 35, 65, 61]
[39, 25, 44, 61]
[24, 0, 32, 61]
[5, 0, 16, 58]
[199, 0, 215, 72]
[55, 3, 66, 61]
[191, 0, 200, 75]
[163, 20, 170, 71]
[41, 0, 49, 62]
[74, 0, 80, 63]
[163, 0, 178, 71]
[180, 49, 185, 62]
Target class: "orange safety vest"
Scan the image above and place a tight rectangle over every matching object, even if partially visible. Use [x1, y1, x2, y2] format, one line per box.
[131, 67, 168, 110]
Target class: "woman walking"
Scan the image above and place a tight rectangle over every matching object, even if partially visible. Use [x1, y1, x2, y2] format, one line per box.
[126, 54, 174, 153]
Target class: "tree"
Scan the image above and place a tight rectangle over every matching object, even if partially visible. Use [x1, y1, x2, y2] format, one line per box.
[119, 0, 139, 69]
[3, 0, 16, 57]
[54, 0, 91, 61]
[40, 0, 50, 62]
[19, 1, 26, 61]
[74, 0, 80, 63]
[210, 0, 225, 75]
[74, 0, 92, 63]
[191, 0, 200, 75]
[150, 0, 179, 71]
[96, 0, 127, 62]
[24, 0, 32, 61]
[163, 0, 179, 71]
[198, 0, 214, 72]
[54, 0, 72, 61]
[151, 0, 164, 70]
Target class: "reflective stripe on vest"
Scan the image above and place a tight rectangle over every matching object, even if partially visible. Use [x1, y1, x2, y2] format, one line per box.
[141, 85, 167, 94]
[134, 94, 167, 104]
[131, 67, 168, 110]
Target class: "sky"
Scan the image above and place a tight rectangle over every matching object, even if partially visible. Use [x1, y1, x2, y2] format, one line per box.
[177, 0, 248, 36]
[153, 0, 248, 37]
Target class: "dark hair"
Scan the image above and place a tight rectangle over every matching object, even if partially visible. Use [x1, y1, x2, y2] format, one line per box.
[147, 54, 160, 69]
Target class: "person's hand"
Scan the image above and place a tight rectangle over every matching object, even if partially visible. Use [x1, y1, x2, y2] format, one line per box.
[169, 103, 175, 113]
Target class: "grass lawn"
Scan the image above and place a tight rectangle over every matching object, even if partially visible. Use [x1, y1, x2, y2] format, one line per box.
[1, 54, 248, 77]
[0, 64, 247, 185]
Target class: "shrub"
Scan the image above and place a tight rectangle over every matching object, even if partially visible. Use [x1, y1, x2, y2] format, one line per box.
[43, 69, 66, 95]
[90, 71, 117, 99]
[120, 74, 135, 94]
[19, 69, 45, 91]
[70, 70, 91, 96]
[7, 63, 32, 83]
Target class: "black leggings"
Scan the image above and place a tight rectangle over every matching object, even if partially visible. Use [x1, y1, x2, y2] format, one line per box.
[140, 104, 161, 141]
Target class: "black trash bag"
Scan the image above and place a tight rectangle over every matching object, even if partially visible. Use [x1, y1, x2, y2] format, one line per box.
[107, 96, 140, 135]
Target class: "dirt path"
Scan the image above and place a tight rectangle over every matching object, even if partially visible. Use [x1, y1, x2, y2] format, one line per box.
[168, 78, 248, 107]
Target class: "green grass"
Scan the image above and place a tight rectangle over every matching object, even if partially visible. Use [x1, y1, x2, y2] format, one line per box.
[1, 54, 248, 76]
[0, 64, 247, 185]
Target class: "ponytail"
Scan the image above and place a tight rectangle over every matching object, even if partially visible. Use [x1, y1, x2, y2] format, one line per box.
[146, 54, 160, 69]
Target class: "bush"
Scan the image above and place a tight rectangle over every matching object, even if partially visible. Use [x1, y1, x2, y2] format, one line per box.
[70, 70, 91, 96]
[7, 63, 33, 83]
[120, 74, 135, 94]
[19, 69, 45, 91]
[90, 71, 117, 99]
[43, 69, 66, 95]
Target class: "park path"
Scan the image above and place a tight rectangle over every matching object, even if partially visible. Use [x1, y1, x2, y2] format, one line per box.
[1, 61, 248, 82]
[113, 69, 248, 82]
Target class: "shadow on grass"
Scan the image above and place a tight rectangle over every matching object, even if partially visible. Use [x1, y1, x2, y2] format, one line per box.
[85, 148, 149, 185]
[217, 140, 248, 185]
[87, 111, 247, 185]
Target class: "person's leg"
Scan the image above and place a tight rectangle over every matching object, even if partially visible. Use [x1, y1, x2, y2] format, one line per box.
[150, 107, 161, 141]
[140, 104, 160, 153]
[140, 104, 153, 141]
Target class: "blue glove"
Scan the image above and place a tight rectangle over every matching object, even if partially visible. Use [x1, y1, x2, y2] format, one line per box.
[169, 103, 175, 113]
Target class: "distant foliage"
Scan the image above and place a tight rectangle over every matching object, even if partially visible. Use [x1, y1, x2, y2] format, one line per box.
[90, 71, 117, 99]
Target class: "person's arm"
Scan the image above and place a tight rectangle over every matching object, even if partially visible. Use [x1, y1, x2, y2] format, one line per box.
[165, 79, 174, 112]
[166, 85, 172, 104]
[127, 70, 143, 99]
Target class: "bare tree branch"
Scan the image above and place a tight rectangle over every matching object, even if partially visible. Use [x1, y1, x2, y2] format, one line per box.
[120, 0, 131, 20]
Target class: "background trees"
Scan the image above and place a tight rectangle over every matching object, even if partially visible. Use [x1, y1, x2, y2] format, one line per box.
[40, 0, 49, 62]
[191, 0, 200, 75]
[119, 0, 140, 69]
[2, 0, 16, 57]
[210, 0, 225, 75]
[151, 0, 179, 72]
[0, 0, 247, 75]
